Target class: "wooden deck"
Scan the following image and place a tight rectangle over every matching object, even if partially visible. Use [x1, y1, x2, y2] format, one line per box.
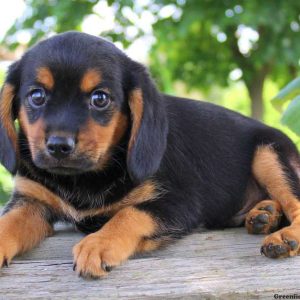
[1, 224, 300, 299]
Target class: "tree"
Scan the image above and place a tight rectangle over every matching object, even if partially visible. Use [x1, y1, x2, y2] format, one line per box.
[3, 0, 300, 120]
[148, 0, 300, 120]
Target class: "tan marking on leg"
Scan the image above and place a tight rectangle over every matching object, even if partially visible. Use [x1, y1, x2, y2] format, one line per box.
[128, 89, 143, 151]
[80, 69, 102, 93]
[36, 67, 54, 90]
[253, 145, 300, 258]
[108, 179, 160, 214]
[73, 207, 157, 278]
[0, 202, 53, 267]
[252, 145, 300, 223]
[15, 176, 160, 222]
[0, 83, 17, 150]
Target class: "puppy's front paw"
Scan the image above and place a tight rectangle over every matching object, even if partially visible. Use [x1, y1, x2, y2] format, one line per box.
[73, 233, 132, 279]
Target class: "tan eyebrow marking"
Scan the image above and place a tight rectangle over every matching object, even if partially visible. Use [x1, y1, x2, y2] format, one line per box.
[80, 69, 102, 93]
[36, 67, 54, 90]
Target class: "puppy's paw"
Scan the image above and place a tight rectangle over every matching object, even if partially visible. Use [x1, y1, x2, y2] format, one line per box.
[246, 200, 282, 234]
[261, 225, 300, 258]
[73, 233, 131, 279]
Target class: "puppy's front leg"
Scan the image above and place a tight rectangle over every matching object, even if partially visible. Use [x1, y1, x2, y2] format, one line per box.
[0, 200, 53, 267]
[73, 206, 157, 278]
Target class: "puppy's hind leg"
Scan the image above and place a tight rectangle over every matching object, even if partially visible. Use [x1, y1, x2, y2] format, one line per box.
[252, 145, 300, 258]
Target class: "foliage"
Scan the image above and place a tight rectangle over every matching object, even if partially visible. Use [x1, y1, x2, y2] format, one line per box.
[2, 0, 300, 120]
[4, 0, 96, 49]
[272, 77, 300, 136]
[1, 1, 300, 204]
[148, 0, 300, 120]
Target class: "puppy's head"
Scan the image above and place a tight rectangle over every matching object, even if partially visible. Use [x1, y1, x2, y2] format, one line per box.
[0, 32, 168, 182]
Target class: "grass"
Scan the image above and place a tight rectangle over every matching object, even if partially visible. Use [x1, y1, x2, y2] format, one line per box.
[0, 70, 298, 205]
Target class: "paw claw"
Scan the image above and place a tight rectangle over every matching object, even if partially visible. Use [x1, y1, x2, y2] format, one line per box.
[260, 246, 264, 255]
[73, 263, 77, 271]
[101, 262, 113, 272]
[1, 258, 9, 268]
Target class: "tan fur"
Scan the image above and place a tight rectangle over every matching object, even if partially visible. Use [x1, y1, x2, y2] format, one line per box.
[80, 69, 102, 92]
[246, 199, 282, 234]
[36, 67, 54, 90]
[19, 106, 45, 159]
[73, 207, 157, 277]
[262, 225, 300, 257]
[0, 83, 17, 150]
[252, 146, 300, 223]
[136, 239, 162, 253]
[15, 176, 160, 222]
[77, 111, 128, 169]
[111, 112, 128, 146]
[252, 145, 300, 257]
[128, 89, 143, 151]
[0, 203, 53, 266]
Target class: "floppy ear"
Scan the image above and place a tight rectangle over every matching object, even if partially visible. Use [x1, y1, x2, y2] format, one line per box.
[0, 61, 20, 174]
[126, 63, 168, 183]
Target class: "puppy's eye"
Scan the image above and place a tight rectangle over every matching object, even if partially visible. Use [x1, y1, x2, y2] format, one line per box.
[28, 88, 46, 108]
[90, 90, 111, 110]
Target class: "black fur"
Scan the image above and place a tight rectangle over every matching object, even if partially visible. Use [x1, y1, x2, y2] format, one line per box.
[1, 31, 300, 243]
[127, 64, 168, 183]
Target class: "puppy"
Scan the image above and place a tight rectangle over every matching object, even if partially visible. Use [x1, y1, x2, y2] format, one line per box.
[0, 31, 300, 278]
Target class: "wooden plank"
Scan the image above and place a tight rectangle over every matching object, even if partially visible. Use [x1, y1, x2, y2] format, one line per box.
[1, 226, 300, 299]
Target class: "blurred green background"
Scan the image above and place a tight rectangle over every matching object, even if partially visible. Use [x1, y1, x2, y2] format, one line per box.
[0, 0, 300, 205]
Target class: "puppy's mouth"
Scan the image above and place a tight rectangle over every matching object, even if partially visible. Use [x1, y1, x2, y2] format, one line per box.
[33, 152, 98, 175]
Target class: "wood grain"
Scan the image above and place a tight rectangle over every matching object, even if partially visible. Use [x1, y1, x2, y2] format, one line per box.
[0, 223, 300, 299]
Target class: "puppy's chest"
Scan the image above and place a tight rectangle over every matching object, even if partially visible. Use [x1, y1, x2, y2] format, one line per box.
[52, 178, 134, 234]
[50, 176, 133, 211]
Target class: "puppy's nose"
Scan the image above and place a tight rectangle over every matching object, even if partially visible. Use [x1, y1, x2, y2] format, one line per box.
[46, 136, 75, 159]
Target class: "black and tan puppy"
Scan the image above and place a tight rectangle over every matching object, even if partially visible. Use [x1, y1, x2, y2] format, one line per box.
[0, 32, 300, 278]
